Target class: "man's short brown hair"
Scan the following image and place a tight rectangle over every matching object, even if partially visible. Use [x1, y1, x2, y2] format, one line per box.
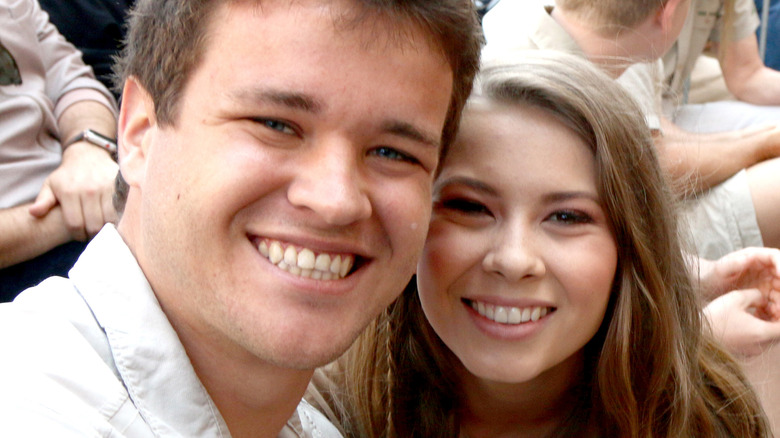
[112, 0, 482, 212]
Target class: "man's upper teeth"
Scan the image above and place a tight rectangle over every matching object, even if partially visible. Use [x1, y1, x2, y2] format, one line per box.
[471, 300, 550, 325]
[258, 240, 354, 280]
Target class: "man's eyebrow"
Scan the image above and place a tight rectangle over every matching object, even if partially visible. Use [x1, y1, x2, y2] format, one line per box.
[382, 120, 441, 149]
[228, 88, 324, 113]
[229, 89, 440, 147]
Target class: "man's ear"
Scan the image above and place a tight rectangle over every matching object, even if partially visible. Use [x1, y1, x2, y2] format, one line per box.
[117, 77, 156, 188]
[657, 0, 687, 31]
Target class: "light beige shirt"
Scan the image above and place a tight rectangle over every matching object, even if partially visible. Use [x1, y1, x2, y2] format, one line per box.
[662, 0, 760, 106]
[0, 226, 343, 438]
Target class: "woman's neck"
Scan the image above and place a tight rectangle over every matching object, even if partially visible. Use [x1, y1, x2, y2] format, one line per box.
[457, 353, 586, 438]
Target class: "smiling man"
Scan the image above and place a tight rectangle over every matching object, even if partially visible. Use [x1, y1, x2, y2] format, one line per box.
[0, 0, 482, 436]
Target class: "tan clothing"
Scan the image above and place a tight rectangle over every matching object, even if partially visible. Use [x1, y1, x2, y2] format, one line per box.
[662, 0, 760, 107]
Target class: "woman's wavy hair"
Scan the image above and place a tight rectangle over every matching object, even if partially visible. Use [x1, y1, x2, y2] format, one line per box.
[336, 51, 769, 437]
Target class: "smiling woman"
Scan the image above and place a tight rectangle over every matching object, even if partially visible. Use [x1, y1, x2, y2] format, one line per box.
[418, 89, 618, 393]
[317, 51, 771, 438]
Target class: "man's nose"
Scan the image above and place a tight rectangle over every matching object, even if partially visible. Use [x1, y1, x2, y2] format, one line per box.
[286, 139, 372, 226]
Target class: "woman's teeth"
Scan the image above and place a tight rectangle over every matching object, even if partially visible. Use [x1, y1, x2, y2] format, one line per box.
[470, 300, 551, 325]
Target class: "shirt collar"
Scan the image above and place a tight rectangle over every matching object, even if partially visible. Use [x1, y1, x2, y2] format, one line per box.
[69, 225, 232, 437]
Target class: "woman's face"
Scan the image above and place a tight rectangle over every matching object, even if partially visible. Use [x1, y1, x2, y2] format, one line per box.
[418, 100, 617, 385]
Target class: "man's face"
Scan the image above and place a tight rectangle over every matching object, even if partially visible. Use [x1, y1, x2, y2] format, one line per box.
[122, 0, 453, 369]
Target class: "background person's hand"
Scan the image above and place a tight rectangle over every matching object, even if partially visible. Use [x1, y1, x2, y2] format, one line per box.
[28, 142, 118, 241]
[696, 247, 780, 300]
[704, 288, 780, 357]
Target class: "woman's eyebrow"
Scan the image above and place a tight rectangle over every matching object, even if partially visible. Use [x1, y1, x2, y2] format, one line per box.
[434, 176, 497, 196]
[542, 191, 601, 204]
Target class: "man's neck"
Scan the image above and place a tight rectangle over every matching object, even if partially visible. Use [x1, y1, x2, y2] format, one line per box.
[550, 6, 652, 78]
[169, 313, 314, 438]
[201, 364, 312, 438]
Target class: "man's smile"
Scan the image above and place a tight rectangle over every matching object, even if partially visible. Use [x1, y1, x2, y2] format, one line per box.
[257, 238, 356, 280]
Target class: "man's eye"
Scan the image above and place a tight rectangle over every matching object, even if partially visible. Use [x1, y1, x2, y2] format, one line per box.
[547, 210, 592, 225]
[440, 198, 489, 215]
[256, 118, 296, 135]
[370, 146, 419, 164]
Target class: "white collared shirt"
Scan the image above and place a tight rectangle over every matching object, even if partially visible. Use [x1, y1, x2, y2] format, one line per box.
[0, 225, 342, 437]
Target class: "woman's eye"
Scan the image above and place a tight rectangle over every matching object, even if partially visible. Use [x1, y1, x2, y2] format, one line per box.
[256, 118, 296, 135]
[547, 210, 593, 225]
[440, 198, 489, 215]
[370, 146, 419, 164]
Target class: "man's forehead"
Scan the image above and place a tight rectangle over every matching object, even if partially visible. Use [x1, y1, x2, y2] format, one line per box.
[183, 0, 452, 147]
[209, 0, 444, 54]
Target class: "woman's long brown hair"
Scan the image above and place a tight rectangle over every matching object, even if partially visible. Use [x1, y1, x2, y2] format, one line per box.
[335, 51, 769, 438]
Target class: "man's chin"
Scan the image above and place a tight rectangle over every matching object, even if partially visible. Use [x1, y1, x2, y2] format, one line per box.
[262, 333, 359, 370]
[266, 349, 348, 371]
